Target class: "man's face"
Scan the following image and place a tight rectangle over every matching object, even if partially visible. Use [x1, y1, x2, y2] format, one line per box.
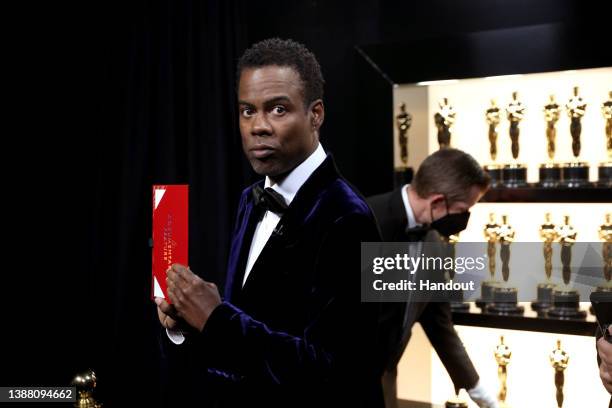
[430, 185, 486, 221]
[238, 66, 322, 179]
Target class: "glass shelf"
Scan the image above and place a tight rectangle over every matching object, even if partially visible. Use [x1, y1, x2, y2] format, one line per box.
[451, 302, 597, 336]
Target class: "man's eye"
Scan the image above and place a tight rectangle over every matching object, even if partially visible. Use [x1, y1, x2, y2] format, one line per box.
[272, 106, 286, 115]
[241, 108, 254, 117]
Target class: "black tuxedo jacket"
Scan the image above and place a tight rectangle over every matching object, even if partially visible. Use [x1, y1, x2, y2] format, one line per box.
[367, 188, 479, 391]
[161, 155, 385, 407]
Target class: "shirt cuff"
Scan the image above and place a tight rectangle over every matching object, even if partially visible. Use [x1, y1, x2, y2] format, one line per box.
[166, 328, 185, 345]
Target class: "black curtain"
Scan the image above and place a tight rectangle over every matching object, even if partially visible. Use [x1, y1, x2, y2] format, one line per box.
[5, 1, 254, 406]
[89, 1, 257, 405]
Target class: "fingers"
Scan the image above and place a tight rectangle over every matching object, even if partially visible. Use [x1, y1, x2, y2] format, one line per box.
[156, 304, 178, 329]
[600, 363, 612, 394]
[165, 264, 219, 310]
[171, 263, 193, 280]
[155, 297, 179, 319]
[168, 264, 205, 295]
[162, 312, 178, 330]
[167, 284, 186, 306]
[167, 264, 189, 287]
[168, 264, 212, 292]
[598, 336, 612, 367]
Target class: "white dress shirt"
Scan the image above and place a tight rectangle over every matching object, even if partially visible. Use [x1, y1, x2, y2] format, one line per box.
[165, 143, 326, 344]
[400, 184, 420, 231]
[400, 184, 423, 314]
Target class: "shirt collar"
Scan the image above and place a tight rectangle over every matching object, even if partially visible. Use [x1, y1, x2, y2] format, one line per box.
[401, 184, 421, 230]
[264, 142, 326, 206]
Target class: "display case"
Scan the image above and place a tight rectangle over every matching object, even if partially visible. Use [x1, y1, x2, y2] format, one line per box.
[355, 22, 611, 407]
[391, 67, 611, 408]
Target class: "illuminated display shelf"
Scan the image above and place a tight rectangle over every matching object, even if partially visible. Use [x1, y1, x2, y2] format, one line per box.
[356, 23, 612, 407]
[398, 400, 441, 408]
[389, 63, 612, 336]
[480, 184, 612, 203]
[451, 307, 597, 337]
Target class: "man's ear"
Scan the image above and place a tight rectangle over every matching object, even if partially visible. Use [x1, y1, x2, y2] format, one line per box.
[310, 99, 325, 130]
[429, 194, 446, 209]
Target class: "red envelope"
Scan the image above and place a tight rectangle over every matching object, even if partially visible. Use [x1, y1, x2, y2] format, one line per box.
[152, 185, 188, 303]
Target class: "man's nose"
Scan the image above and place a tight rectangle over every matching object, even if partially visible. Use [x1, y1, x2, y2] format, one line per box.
[251, 113, 273, 136]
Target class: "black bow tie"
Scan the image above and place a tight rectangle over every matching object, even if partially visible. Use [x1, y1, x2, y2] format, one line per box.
[252, 185, 289, 216]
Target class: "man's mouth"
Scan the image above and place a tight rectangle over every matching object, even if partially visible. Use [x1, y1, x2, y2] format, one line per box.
[251, 147, 275, 159]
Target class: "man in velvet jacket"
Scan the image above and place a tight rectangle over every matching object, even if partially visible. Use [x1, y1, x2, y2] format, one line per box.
[155, 38, 384, 407]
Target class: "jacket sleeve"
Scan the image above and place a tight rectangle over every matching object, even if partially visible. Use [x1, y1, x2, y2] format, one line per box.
[419, 301, 479, 391]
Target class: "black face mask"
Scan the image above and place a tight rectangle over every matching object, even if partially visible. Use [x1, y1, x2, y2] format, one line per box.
[429, 196, 471, 238]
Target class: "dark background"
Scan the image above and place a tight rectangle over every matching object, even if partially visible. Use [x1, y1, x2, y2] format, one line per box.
[3, 0, 609, 406]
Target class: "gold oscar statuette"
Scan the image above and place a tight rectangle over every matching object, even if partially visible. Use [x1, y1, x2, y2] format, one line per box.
[556, 215, 577, 286]
[562, 86, 589, 186]
[549, 339, 569, 408]
[485, 215, 525, 315]
[396, 102, 412, 168]
[598, 213, 612, 289]
[548, 215, 586, 319]
[504, 92, 528, 187]
[477, 213, 501, 307]
[540, 95, 563, 187]
[540, 213, 558, 281]
[486, 99, 501, 161]
[506, 91, 525, 161]
[544, 95, 561, 161]
[434, 97, 455, 149]
[566, 86, 587, 159]
[599, 92, 612, 186]
[532, 213, 559, 312]
[484, 213, 501, 281]
[487, 215, 524, 315]
[498, 215, 515, 284]
[71, 370, 102, 408]
[494, 335, 512, 407]
[603, 91, 612, 159]
[484, 100, 503, 186]
[445, 233, 469, 311]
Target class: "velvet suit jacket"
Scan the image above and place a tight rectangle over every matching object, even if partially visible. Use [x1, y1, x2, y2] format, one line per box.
[367, 188, 479, 391]
[596, 326, 612, 408]
[161, 155, 385, 407]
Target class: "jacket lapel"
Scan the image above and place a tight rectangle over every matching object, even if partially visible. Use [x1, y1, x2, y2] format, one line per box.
[387, 188, 409, 241]
[225, 184, 263, 303]
[240, 154, 340, 295]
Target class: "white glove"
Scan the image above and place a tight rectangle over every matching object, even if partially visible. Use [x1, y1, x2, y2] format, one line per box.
[467, 380, 499, 408]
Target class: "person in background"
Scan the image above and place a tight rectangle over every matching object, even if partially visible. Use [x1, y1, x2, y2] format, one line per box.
[368, 148, 498, 408]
